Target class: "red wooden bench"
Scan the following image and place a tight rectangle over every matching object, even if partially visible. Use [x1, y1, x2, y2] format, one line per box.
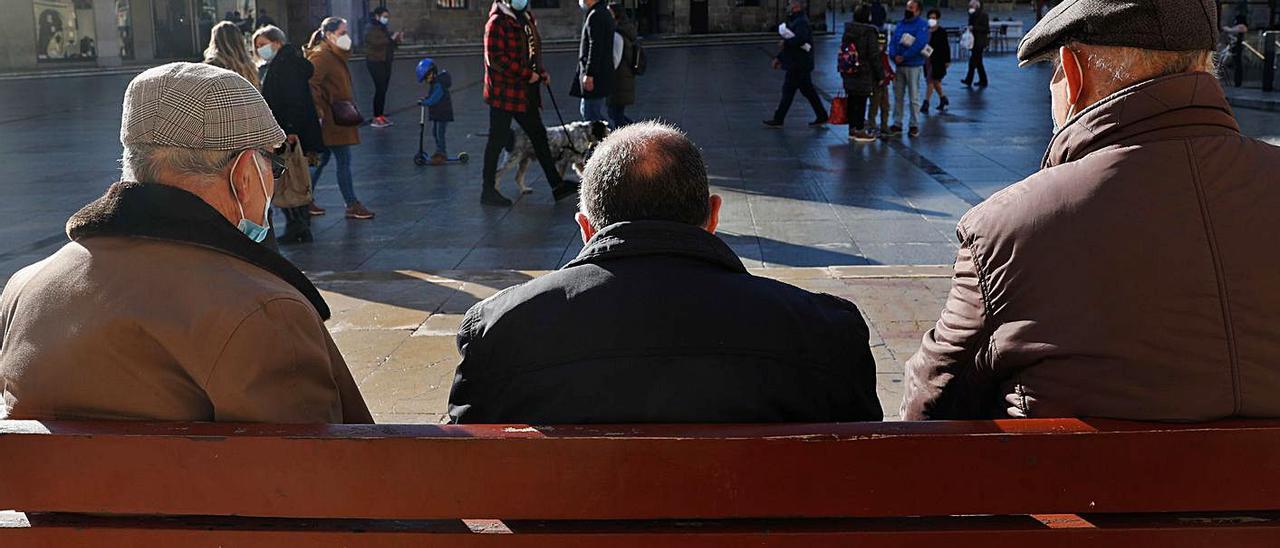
[2, 418, 1279, 546]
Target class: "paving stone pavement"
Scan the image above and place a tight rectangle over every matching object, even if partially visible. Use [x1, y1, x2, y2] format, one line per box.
[315, 266, 952, 423]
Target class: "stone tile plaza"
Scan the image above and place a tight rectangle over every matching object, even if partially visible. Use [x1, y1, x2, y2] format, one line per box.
[2, 9, 1280, 424]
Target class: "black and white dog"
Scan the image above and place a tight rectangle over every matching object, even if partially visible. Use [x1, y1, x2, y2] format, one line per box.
[496, 120, 610, 194]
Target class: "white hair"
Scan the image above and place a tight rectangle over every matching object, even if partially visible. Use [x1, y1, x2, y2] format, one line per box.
[121, 144, 236, 184]
[1066, 43, 1217, 90]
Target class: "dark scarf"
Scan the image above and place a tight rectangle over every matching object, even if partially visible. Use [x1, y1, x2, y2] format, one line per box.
[66, 182, 331, 320]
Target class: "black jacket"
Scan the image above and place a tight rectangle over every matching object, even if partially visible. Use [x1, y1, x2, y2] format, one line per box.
[841, 22, 883, 96]
[777, 11, 815, 73]
[969, 8, 990, 48]
[570, 1, 615, 99]
[260, 44, 324, 154]
[448, 221, 882, 424]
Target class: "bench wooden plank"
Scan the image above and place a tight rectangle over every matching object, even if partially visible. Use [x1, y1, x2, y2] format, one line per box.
[5, 512, 1280, 547]
[2, 419, 1278, 520]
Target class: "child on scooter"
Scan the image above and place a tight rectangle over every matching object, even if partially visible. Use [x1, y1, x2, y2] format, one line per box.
[416, 58, 454, 165]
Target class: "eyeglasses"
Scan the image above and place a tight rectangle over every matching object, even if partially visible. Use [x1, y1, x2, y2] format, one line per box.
[258, 148, 288, 179]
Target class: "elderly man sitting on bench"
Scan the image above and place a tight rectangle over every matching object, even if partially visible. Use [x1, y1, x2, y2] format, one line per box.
[0, 63, 371, 424]
[902, 0, 1280, 422]
[449, 121, 881, 424]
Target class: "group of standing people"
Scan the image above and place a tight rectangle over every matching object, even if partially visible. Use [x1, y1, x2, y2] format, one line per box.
[768, 0, 990, 143]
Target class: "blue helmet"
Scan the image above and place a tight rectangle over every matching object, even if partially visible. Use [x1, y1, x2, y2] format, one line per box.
[415, 58, 436, 83]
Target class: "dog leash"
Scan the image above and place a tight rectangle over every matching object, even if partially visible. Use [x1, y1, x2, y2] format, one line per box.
[542, 80, 585, 160]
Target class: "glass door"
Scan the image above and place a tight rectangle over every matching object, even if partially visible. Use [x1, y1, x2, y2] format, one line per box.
[152, 0, 196, 58]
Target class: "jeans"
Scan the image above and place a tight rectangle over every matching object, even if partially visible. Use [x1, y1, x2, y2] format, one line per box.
[483, 107, 564, 192]
[868, 86, 890, 129]
[608, 104, 633, 128]
[311, 145, 358, 206]
[773, 69, 827, 122]
[432, 121, 449, 156]
[893, 65, 923, 128]
[847, 94, 870, 131]
[580, 97, 608, 122]
[965, 43, 988, 85]
[367, 61, 392, 118]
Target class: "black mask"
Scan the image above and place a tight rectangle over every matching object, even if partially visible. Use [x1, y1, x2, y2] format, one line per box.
[905, 9, 915, 18]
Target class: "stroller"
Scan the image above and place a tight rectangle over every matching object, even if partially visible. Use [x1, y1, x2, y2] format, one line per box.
[413, 58, 468, 166]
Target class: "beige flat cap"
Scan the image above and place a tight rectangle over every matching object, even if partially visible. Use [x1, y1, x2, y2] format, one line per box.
[121, 62, 285, 151]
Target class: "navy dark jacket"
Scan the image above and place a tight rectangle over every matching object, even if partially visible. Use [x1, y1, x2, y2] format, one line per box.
[448, 221, 882, 424]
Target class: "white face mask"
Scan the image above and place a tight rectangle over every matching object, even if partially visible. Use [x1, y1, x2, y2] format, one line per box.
[928, 18, 938, 28]
[969, 7, 976, 14]
[379, 16, 389, 25]
[257, 44, 276, 62]
[579, 0, 588, 10]
[333, 34, 352, 51]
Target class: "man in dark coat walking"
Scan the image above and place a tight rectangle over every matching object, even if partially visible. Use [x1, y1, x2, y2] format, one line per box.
[764, 0, 827, 128]
[570, 0, 615, 123]
[961, 0, 990, 86]
[448, 121, 882, 424]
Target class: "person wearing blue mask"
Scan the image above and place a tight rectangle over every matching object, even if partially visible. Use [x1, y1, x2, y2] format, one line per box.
[0, 62, 372, 424]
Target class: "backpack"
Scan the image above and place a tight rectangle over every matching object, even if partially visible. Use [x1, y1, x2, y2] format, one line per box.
[837, 40, 860, 76]
[631, 40, 647, 76]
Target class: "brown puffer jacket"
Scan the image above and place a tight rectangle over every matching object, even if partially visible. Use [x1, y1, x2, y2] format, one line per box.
[306, 41, 360, 147]
[902, 72, 1280, 422]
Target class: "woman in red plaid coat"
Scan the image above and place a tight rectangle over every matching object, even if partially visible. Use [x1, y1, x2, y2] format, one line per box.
[481, 0, 578, 207]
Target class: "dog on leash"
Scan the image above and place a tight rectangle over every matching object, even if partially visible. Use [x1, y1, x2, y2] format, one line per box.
[496, 120, 610, 195]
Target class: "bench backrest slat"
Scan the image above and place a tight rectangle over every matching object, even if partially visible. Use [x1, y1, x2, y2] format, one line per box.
[2, 419, 1278, 520]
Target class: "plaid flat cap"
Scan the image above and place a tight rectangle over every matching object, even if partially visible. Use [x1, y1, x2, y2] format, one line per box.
[1017, 0, 1218, 67]
[121, 62, 285, 150]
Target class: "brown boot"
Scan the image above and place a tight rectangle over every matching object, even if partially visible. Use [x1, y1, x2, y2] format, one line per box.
[345, 202, 375, 220]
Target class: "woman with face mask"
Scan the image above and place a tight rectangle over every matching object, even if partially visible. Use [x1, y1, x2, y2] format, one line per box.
[921, 9, 951, 114]
[366, 7, 403, 128]
[305, 17, 375, 220]
[253, 25, 325, 243]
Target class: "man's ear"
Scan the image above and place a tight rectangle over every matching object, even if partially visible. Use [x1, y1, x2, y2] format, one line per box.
[703, 194, 722, 234]
[576, 211, 596, 244]
[1060, 46, 1084, 108]
[227, 150, 258, 199]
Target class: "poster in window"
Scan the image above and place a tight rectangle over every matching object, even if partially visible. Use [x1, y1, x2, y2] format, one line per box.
[35, 0, 98, 61]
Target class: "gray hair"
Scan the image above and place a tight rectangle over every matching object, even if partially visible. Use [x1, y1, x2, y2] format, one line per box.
[579, 121, 711, 228]
[1066, 42, 1217, 92]
[121, 144, 236, 184]
[252, 25, 287, 47]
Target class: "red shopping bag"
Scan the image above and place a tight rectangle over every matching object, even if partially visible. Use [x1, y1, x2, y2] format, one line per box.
[829, 94, 849, 125]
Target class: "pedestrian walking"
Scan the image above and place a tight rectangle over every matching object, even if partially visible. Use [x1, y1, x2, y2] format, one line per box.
[763, 0, 828, 128]
[888, 0, 927, 137]
[306, 17, 375, 220]
[922, 9, 951, 114]
[608, 2, 638, 128]
[366, 7, 403, 128]
[204, 21, 259, 90]
[254, 25, 325, 243]
[571, 0, 615, 123]
[481, 0, 579, 207]
[417, 59, 455, 164]
[961, 0, 989, 87]
[841, 5, 884, 142]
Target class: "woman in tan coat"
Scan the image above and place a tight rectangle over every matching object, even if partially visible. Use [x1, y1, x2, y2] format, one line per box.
[305, 17, 374, 220]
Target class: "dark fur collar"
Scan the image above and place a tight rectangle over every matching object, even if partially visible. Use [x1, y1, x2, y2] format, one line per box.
[66, 182, 331, 320]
